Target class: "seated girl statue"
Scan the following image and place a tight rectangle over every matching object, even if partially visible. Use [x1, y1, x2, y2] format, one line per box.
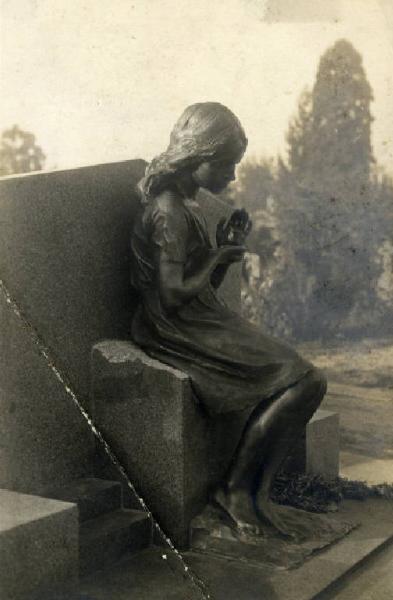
[130, 102, 327, 539]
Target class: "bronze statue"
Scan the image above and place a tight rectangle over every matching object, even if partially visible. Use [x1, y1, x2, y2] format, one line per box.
[130, 102, 327, 539]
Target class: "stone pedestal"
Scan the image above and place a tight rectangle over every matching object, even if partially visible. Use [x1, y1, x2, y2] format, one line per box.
[283, 409, 340, 479]
[0, 489, 78, 600]
[91, 340, 250, 548]
[91, 341, 340, 546]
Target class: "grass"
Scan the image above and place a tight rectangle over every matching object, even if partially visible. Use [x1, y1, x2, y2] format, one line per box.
[272, 472, 393, 513]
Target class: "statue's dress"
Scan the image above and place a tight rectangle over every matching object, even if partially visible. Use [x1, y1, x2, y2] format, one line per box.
[131, 190, 313, 414]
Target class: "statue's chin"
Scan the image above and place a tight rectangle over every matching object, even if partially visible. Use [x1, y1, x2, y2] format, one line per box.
[204, 182, 228, 195]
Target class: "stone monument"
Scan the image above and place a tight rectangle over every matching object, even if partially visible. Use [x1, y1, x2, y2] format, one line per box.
[92, 102, 355, 558]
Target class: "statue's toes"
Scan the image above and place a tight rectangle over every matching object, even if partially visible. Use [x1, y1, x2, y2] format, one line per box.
[237, 520, 263, 539]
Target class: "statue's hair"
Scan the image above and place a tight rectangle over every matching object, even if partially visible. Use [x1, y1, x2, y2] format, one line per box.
[138, 102, 247, 203]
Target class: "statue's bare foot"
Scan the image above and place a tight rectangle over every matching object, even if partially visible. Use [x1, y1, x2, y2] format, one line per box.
[212, 487, 262, 537]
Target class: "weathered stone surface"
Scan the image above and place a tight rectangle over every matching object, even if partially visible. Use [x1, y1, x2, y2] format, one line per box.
[0, 489, 78, 600]
[307, 409, 340, 478]
[41, 478, 122, 522]
[79, 546, 206, 600]
[0, 288, 95, 494]
[284, 409, 340, 479]
[0, 160, 146, 411]
[0, 160, 149, 495]
[91, 340, 249, 547]
[79, 508, 152, 575]
[93, 441, 147, 511]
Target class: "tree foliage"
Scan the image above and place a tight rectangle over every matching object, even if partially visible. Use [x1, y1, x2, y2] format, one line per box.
[0, 125, 46, 176]
[287, 40, 374, 195]
[233, 39, 393, 341]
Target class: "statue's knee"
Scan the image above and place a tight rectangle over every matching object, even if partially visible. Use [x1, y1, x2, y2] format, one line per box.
[306, 367, 327, 405]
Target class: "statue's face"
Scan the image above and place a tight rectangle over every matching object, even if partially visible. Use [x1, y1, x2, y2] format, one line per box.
[192, 157, 239, 194]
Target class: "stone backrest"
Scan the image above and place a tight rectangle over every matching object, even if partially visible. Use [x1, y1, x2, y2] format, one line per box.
[0, 160, 145, 492]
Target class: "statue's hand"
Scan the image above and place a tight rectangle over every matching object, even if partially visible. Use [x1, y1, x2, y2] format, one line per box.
[216, 208, 252, 247]
[216, 244, 246, 264]
[216, 217, 229, 247]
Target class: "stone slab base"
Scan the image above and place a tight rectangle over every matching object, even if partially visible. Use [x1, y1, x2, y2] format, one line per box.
[191, 503, 356, 570]
[185, 498, 393, 600]
[0, 489, 78, 600]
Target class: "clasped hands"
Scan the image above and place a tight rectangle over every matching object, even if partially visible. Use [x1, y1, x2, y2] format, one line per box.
[215, 208, 252, 264]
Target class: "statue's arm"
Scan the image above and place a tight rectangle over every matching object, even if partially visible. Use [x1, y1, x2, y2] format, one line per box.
[210, 263, 231, 289]
[158, 246, 244, 310]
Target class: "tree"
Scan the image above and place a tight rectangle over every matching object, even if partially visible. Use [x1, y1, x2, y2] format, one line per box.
[288, 40, 374, 196]
[285, 89, 313, 185]
[0, 125, 46, 176]
[230, 39, 393, 341]
[273, 39, 388, 340]
[232, 158, 276, 214]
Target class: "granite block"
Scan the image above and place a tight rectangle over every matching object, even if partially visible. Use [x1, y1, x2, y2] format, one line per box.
[284, 409, 340, 479]
[79, 509, 152, 575]
[93, 442, 147, 511]
[307, 409, 340, 479]
[0, 288, 95, 495]
[0, 160, 146, 411]
[41, 478, 122, 522]
[91, 340, 249, 547]
[0, 489, 79, 600]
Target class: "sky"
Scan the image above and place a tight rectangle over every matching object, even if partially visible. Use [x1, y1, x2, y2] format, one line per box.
[1, 0, 393, 173]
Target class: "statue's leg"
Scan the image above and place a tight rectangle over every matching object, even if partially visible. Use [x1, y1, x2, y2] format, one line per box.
[213, 368, 326, 536]
[255, 369, 326, 534]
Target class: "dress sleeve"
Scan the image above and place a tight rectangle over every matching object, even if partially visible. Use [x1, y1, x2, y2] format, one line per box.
[150, 200, 188, 263]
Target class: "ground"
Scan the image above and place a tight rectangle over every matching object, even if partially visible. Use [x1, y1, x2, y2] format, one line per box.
[299, 337, 393, 389]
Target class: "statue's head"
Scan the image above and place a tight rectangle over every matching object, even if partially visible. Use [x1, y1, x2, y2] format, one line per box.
[139, 102, 247, 200]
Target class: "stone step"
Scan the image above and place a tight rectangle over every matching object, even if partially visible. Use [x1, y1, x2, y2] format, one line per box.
[41, 478, 122, 522]
[79, 509, 152, 576]
[283, 409, 340, 479]
[0, 489, 78, 600]
[185, 499, 393, 600]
